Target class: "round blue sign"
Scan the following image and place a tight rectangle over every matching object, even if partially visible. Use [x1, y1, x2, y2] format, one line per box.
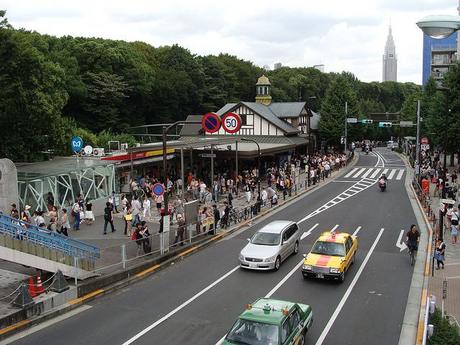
[152, 183, 165, 196]
[71, 136, 84, 153]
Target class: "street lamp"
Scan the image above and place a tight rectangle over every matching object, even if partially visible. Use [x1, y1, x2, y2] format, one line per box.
[416, 15, 460, 39]
[241, 138, 261, 212]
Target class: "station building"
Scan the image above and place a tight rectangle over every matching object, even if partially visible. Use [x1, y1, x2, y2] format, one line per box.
[12, 76, 317, 213]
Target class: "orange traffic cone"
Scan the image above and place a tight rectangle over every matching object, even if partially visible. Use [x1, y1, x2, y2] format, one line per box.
[36, 275, 44, 295]
[28, 276, 36, 297]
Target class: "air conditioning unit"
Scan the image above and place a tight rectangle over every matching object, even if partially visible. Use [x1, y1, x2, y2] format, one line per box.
[120, 143, 128, 151]
[92, 148, 105, 157]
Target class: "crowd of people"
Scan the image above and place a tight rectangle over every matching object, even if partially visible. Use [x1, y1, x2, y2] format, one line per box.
[417, 150, 460, 270]
[3, 149, 351, 256]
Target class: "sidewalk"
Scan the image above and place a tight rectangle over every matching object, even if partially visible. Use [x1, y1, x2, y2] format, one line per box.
[426, 181, 460, 325]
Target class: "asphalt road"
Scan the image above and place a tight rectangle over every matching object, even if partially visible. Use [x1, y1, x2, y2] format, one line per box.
[7, 149, 417, 345]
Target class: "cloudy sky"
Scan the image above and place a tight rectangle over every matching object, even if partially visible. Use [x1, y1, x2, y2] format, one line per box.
[1, 0, 458, 84]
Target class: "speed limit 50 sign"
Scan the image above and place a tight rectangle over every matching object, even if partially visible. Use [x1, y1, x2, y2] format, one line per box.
[221, 112, 242, 134]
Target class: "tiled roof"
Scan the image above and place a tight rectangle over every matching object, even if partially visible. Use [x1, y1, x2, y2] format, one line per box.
[268, 102, 307, 118]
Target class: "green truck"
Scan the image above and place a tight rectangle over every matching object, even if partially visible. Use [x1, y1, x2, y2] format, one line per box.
[222, 298, 313, 345]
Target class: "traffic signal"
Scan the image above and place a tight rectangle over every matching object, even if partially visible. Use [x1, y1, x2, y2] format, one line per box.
[378, 122, 392, 128]
[361, 119, 373, 124]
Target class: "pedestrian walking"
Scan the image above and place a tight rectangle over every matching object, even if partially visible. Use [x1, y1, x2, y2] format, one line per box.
[131, 196, 142, 227]
[103, 202, 116, 235]
[10, 204, 19, 219]
[84, 199, 95, 225]
[174, 214, 186, 246]
[212, 204, 220, 235]
[435, 239, 446, 269]
[154, 193, 164, 215]
[108, 191, 118, 213]
[451, 206, 459, 244]
[143, 196, 152, 220]
[71, 200, 81, 230]
[140, 221, 151, 254]
[132, 223, 143, 256]
[244, 184, 252, 203]
[60, 209, 70, 236]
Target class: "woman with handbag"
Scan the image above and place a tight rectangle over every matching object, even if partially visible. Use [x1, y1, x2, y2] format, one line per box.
[451, 206, 459, 244]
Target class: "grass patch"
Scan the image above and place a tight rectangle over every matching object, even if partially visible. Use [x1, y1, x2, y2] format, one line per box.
[428, 309, 460, 345]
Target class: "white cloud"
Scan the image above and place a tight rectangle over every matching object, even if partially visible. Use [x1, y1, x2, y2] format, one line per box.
[2, 0, 459, 83]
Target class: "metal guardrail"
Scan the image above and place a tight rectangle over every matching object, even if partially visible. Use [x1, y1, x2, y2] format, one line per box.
[0, 213, 100, 261]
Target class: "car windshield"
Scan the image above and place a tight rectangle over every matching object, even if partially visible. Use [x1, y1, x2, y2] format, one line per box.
[251, 232, 281, 246]
[311, 241, 345, 256]
[225, 319, 279, 345]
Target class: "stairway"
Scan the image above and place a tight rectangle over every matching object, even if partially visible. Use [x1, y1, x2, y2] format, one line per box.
[0, 214, 100, 279]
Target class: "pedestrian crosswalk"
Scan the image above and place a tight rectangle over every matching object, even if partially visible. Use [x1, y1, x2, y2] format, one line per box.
[344, 167, 405, 180]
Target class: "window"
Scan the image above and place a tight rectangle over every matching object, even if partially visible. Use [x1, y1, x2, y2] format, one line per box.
[289, 308, 301, 330]
[345, 238, 351, 253]
[280, 319, 290, 344]
[283, 224, 298, 241]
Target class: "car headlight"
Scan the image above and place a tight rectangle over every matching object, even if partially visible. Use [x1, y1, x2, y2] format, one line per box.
[264, 255, 277, 262]
[239, 254, 244, 261]
[303, 265, 312, 270]
[330, 268, 341, 274]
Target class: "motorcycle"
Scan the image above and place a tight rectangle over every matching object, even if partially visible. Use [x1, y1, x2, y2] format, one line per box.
[379, 179, 386, 192]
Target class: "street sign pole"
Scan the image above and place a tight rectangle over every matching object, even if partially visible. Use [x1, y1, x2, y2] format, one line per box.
[344, 102, 348, 154]
[211, 145, 214, 187]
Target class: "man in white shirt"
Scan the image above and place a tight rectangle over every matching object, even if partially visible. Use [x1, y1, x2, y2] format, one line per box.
[131, 196, 142, 226]
[199, 180, 207, 202]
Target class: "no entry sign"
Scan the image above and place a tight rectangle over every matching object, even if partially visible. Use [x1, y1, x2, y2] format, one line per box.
[152, 183, 165, 196]
[221, 112, 242, 134]
[201, 113, 221, 133]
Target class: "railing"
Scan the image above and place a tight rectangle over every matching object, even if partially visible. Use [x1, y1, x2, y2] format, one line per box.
[0, 213, 100, 261]
[92, 155, 355, 274]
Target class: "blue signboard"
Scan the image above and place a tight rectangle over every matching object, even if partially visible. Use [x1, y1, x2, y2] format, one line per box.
[71, 136, 84, 153]
[152, 183, 165, 196]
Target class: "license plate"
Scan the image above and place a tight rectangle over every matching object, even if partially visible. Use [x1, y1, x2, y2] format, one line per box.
[250, 263, 257, 268]
[316, 273, 324, 278]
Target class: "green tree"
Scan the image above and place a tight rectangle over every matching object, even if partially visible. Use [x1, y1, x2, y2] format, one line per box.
[319, 76, 359, 145]
[82, 71, 131, 131]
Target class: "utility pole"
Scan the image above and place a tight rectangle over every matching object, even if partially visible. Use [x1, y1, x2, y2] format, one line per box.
[344, 102, 348, 154]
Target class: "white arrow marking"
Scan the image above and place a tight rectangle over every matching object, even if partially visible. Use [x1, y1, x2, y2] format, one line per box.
[396, 230, 407, 252]
[301, 223, 318, 240]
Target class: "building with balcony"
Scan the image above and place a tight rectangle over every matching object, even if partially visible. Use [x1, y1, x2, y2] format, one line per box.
[422, 33, 458, 86]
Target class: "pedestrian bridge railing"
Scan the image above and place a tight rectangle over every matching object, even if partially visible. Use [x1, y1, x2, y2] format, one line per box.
[0, 213, 100, 273]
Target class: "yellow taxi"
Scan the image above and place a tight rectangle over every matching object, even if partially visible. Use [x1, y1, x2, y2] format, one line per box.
[301, 231, 358, 282]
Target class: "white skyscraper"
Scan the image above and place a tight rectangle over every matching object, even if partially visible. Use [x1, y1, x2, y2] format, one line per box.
[382, 26, 397, 82]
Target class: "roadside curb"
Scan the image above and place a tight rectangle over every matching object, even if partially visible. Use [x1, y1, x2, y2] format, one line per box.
[397, 153, 432, 345]
[0, 156, 359, 341]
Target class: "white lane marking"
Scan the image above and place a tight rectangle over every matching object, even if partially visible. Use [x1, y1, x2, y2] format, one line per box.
[298, 177, 378, 224]
[301, 223, 319, 240]
[0, 305, 93, 345]
[265, 259, 305, 298]
[216, 255, 308, 345]
[396, 230, 408, 252]
[361, 168, 374, 179]
[353, 168, 366, 178]
[122, 266, 240, 345]
[374, 151, 383, 167]
[387, 169, 397, 180]
[396, 169, 405, 180]
[352, 226, 362, 236]
[315, 228, 385, 345]
[330, 224, 339, 232]
[370, 169, 381, 178]
[381, 168, 389, 176]
[344, 168, 359, 178]
[332, 180, 357, 183]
